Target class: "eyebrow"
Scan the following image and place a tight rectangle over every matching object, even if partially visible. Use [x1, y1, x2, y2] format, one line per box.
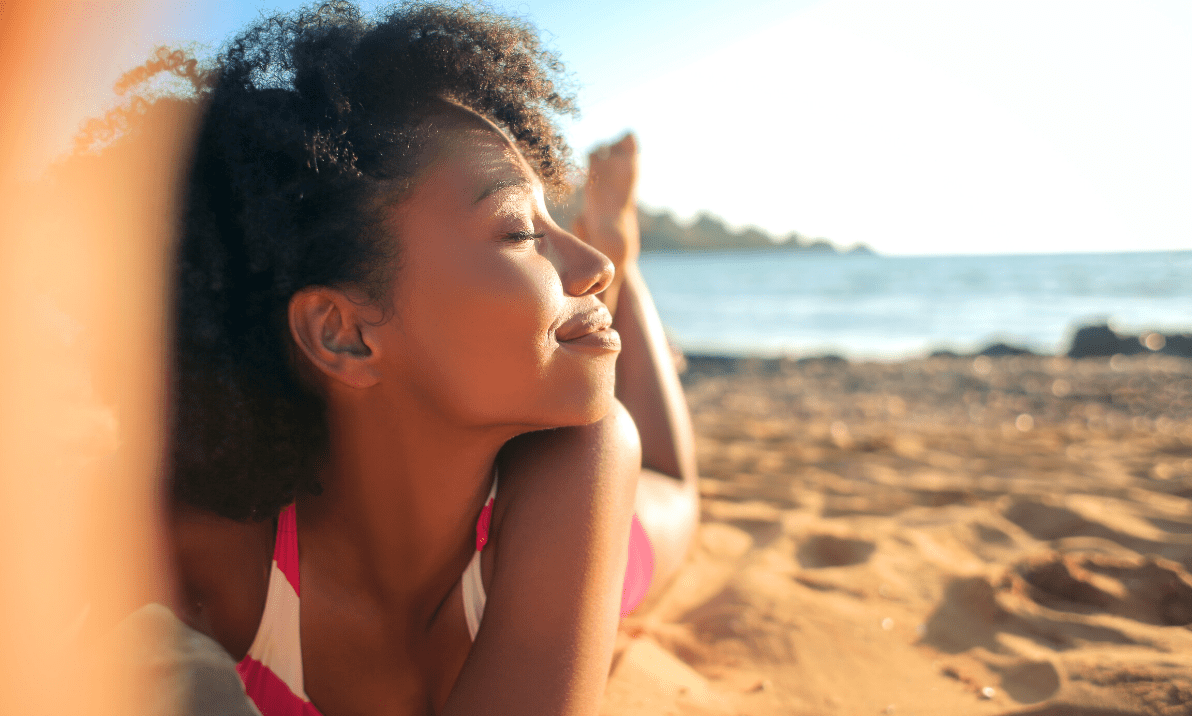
[473, 177, 534, 204]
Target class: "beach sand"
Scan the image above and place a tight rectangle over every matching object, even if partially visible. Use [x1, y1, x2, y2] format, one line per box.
[602, 353, 1192, 716]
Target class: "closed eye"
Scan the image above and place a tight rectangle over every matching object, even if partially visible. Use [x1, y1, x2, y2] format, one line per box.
[502, 230, 545, 243]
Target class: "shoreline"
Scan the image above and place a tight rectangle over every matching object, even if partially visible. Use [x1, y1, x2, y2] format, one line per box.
[674, 323, 1192, 374]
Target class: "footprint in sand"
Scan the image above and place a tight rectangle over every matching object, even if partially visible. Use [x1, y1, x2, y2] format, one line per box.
[1003, 499, 1110, 542]
[1147, 515, 1192, 535]
[723, 518, 785, 549]
[796, 534, 876, 569]
[1001, 497, 1192, 568]
[998, 706, 1143, 716]
[1018, 553, 1192, 626]
[920, 575, 1136, 655]
[921, 563, 1192, 713]
[992, 659, 1063, 705]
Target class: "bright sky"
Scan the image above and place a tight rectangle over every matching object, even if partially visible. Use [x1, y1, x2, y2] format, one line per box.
[45, 0, 1192, 255]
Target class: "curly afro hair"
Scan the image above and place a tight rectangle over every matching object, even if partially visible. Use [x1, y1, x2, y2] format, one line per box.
[162, 1, 578, 520]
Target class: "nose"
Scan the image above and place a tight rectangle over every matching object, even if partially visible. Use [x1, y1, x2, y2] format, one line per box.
[551, 226, 615, 297]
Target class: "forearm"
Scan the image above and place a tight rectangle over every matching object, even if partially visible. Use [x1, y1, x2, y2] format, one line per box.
[611, 263, 698, 488]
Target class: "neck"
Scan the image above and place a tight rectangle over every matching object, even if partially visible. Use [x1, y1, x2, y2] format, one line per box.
[296, 384, 517, 620]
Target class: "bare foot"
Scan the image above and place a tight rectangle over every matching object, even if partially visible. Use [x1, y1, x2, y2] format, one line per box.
[573, 133, 641, 314]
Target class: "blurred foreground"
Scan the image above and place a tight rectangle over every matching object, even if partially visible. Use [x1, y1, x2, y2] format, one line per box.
[606, 353, 1192, 716]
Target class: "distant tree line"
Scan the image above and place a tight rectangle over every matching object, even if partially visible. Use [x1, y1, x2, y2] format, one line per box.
[550, 190, 874, 255]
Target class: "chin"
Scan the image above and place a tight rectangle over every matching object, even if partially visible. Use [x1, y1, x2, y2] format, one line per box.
[538, 365, 617, 428]
[569, 390, 615, 426]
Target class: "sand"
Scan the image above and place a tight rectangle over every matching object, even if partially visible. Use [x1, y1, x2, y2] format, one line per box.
[602, 353, 1192, 716]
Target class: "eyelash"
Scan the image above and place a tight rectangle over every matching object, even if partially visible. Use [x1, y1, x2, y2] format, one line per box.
[502, 230, 545, 243]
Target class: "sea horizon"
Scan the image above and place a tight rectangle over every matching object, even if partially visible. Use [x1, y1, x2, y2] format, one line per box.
[643, 245, 1191, 261]
[639, 249, 1192, 360]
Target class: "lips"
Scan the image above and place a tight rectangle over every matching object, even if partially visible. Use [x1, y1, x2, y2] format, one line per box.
[556, 305, 621, 351]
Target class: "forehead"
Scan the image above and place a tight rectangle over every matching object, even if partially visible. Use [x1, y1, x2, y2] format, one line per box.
[438, 125, 530, 180]
[427, 103, 535, 170]
[409, 115, 542, 208]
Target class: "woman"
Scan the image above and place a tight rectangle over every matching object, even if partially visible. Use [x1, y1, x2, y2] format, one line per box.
[164, 3, 698, 714]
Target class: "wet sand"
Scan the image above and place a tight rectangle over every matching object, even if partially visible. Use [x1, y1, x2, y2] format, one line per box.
[603, 353, 1192, 716]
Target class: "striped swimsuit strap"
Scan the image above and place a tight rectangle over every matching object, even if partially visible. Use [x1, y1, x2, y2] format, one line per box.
[233, 471, 653, 716]
[236, 475, 498, 716]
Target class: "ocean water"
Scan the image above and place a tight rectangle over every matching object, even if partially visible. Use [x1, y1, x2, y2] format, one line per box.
[637, 250, 1192, 359]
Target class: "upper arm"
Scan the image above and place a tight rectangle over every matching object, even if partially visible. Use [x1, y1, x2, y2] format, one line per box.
[167, 504, 274, 661]
[442, 400, 640, 716]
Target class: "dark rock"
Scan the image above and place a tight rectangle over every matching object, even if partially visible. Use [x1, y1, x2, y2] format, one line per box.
[737, 357, 785, 374]
[930, 349, 961, 358]
[683, 355, 742, 377]
[1119, 336, 1145, 355]
[1067, 324, 1144, 358]
[979, 342, 1036, 357]
[1160, 333, 1192, 358]
[795, 354, 848, 365]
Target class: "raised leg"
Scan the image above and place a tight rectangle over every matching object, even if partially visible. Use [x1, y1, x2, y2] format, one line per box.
[572, 134, 700, 611]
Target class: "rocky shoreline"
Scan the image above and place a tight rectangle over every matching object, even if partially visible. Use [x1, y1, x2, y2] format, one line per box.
[676, 324, 1192, 373]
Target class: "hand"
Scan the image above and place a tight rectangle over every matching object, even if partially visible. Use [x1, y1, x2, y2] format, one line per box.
[573, 133, 641, 313]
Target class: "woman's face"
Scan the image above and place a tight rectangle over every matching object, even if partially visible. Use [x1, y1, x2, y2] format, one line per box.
[371, 113, 619, 430]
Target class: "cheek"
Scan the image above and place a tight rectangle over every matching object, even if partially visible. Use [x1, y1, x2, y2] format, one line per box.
[394, 246, 564, 419]
[459, 259, 559, 379]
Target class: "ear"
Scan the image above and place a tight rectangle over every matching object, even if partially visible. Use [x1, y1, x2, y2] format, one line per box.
[288, 287, 383, 390]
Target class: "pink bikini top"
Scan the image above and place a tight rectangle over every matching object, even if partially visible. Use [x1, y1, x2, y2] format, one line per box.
[235, 475, 654, 715]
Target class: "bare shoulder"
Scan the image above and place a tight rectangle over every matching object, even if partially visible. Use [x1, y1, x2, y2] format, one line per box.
[490, 400, 641, 583]
[442, 401, 640, 715]
[498, 398, 640, 501]
[168, 502, 274, 661]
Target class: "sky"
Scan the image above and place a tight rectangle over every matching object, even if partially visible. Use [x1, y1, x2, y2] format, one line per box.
[41, 0, 1192, 255]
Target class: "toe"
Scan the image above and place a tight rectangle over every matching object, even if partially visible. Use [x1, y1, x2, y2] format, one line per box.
[612, 132, 637, 155]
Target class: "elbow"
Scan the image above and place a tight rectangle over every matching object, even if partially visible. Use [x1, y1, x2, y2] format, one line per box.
[600, 398, 643, 500]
